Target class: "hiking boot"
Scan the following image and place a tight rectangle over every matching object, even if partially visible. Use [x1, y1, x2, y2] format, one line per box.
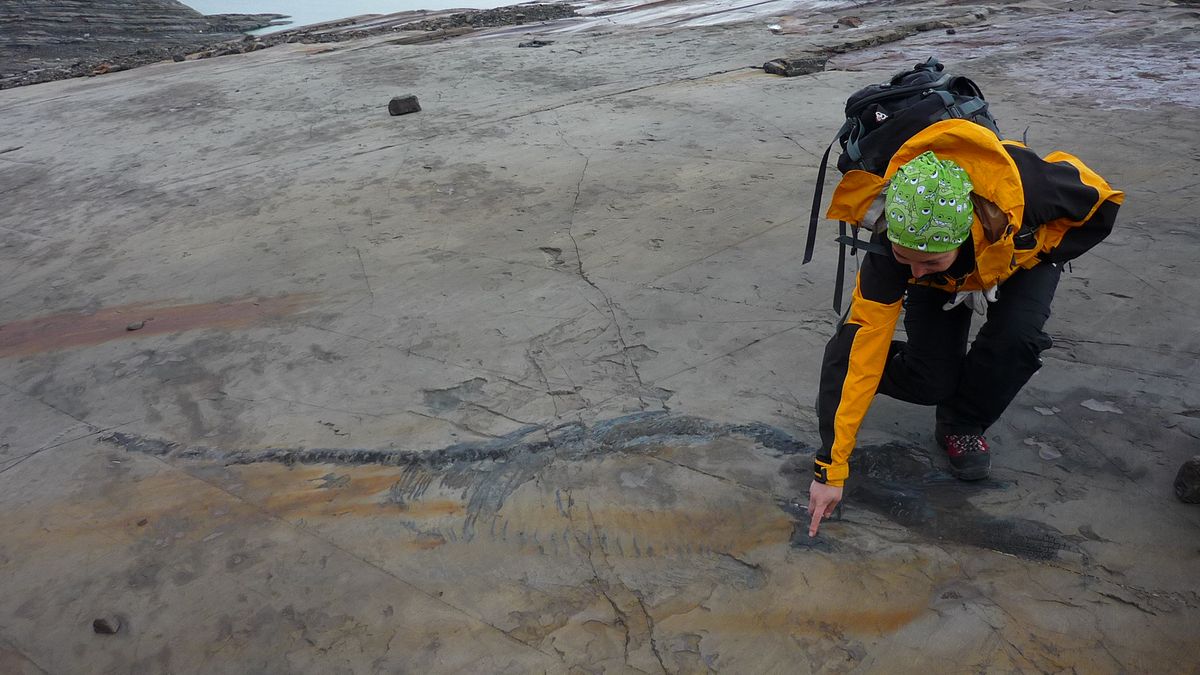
[937, 433, 991, 481]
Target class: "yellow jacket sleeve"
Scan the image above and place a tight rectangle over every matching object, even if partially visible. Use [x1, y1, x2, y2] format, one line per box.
[815, 244, 905, 486]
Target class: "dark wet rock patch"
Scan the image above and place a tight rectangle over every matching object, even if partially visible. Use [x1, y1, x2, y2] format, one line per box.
[846, 443, 1074, 561]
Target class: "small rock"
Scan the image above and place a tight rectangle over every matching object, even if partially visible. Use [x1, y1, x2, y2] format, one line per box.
[388, 95, 421, 116]
[836, 16, 863, 28]
[946, 28, 957, 35]
[137, 518, 148, 526]
[1081, 399, 1123, 414]
[93, 617, 121, 634]
[518, 39, 554, 48]
[126, 321, 145, 331]
[1175, 456, 1200, 504]
[762, 56, 827, 77]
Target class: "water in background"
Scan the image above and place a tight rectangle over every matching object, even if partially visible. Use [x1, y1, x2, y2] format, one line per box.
[182, 0, 509, 32]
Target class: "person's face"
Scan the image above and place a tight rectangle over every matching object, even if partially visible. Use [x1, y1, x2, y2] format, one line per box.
[892, 243, 960, 278]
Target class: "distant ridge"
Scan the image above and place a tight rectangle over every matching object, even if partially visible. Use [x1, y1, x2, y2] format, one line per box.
[1, 0, 281, 77]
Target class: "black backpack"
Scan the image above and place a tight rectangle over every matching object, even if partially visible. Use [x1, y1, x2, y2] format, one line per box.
[803, 57, 1001, 311]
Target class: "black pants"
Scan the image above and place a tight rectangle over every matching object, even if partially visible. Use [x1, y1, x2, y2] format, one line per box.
[876, 262, 1062, 435]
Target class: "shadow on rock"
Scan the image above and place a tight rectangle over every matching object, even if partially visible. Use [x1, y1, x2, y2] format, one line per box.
[846, 443, 1073, 561]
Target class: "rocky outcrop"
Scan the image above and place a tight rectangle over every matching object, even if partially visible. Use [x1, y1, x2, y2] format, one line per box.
[0, 1, 578, 90]
[0, 0, 283, 82]
[399, 4, 577, 32]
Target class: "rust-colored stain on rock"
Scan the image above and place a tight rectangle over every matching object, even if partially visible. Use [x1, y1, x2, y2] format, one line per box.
[235, 465, 406, 519]
[0, 294, 313, 358]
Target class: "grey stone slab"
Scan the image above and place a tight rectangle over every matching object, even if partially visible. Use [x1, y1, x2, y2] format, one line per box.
[0, 438, 560, 674]
[1, 0, 1199, 671]
[95, 412, 1200, 673]
[0, 382, 97, 470]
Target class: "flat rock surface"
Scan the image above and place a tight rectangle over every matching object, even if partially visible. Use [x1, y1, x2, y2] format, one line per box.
[1, 0, 1198, 672]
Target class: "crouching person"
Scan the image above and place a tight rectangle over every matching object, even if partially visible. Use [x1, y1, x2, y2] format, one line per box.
[808, 120, 1123, 536]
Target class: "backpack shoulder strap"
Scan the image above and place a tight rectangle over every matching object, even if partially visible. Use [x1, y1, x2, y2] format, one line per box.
[803, 140, 836, 264]
[928, 89, 989, 121]
[803, 121, 850, 264]
[830, 223, 889, 313]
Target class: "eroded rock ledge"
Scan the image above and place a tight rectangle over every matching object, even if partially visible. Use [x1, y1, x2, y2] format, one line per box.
[0, 0, 577, 90]
[1, 1, 283, 84]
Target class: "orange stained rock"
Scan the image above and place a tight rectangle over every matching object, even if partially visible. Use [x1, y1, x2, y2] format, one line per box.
[666, 597, 928, 637]
[809, 606, 925, 635]
[0, 294, 314, 358]
[3, 467, 256, 548]
[579, 502, 793, 557]
[234, 465, 409, 517]
[747, 606, 926, 636]
[230, 464, 463, 522]
[229, 463, 795, 558]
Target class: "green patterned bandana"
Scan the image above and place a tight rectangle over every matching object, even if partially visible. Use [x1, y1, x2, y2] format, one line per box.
[884, 151, 974, 252]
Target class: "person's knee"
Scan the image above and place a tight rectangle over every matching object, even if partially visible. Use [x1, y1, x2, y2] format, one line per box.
[918, 368, 961, 404]
[884, 348, 962, 404]
[977, 318, 1053, 368]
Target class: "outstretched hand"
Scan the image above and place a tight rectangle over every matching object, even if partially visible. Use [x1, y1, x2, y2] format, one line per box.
[807, 480, 843, 537]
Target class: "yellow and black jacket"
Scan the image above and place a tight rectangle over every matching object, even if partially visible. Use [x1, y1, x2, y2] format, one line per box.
[814, 120, 1124, 487]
